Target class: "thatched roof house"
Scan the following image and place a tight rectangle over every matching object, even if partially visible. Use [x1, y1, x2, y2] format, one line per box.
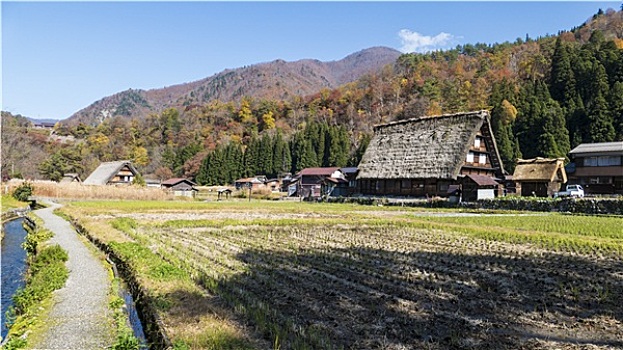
[83, 161, 139, 186]
[512, 158, 567, 197]
[357, 110, 504, 197]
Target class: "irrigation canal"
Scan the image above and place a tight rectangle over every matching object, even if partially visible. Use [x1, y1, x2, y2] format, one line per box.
[1, 218, 28, 341]
[1, 211, 147, 347]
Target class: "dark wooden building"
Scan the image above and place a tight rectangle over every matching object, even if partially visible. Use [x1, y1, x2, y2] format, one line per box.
[356, 110, 505, 197]
[290, 167, 348, 198]
[161, 178, 198, 197]
[568, 142, 623, 195]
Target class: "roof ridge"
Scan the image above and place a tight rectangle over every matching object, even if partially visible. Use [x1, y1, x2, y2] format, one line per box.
[373, 110, 489, 130]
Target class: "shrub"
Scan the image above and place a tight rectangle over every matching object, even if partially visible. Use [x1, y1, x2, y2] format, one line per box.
[12, 182, 34, 202]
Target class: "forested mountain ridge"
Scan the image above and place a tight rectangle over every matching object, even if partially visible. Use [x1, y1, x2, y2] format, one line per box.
[66, 47, 402, 125]
[3, 7, 623, 184]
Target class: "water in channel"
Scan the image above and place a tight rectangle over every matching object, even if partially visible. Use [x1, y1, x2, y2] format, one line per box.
[119, 281, 148, 348]
[1, 218, 28, 340]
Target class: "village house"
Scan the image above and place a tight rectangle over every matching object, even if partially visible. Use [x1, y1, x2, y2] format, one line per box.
[567, 141, 623, 195]
[144, 178, 162, 188]
[83, 160, 139, 186]
[356, 110, 505, 198]
[512, 158, 567, 197]
[289, 167, 348, 198]
[234, 176, 267, 190]
[264, 178, 282, 192]
[32, 121, 56, 130]
[60, 173, 81, 183]
[161, 178, 198, 197]
[340, 167, 359, 196]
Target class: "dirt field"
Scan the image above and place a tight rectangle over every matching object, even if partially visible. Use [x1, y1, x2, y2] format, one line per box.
[65, 201, 623, 349]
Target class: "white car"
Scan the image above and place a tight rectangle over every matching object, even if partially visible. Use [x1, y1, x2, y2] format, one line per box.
[554, 185, 584, 198]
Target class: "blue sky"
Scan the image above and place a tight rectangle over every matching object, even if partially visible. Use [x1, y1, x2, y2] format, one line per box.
[2, 1, 620, 121]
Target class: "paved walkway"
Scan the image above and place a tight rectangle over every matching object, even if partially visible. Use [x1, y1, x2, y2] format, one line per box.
[29, 202, 114, 349]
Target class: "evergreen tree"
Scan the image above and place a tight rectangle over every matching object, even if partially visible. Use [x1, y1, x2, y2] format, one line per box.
[327, 126, 350, 167]
[272, 131, 291, 176]
[258, 133, 274, 176]
[229, 143, 244, 183]
[515, 81, 569, 159]
[290, 132, 317, 173]
[609, 81, 623, 141]
[243, 136, 260, 177]
[491, 107, 515, 172]
[195, 153, 210, 185]
[489, 80, 519, 172]
[550, 37, 576, 107]
[588, 91, 616, 142]
[569, 94, 588, 147]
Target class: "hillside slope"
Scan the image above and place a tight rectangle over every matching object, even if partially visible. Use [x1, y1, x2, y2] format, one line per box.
[67, 47, 401, 125]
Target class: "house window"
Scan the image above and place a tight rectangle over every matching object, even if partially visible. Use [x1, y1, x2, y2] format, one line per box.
[585, 156, 621, 166]
[466, 152, 474, 163]
[474, 137, 481, 148]
[584, 157, 598, 166]
[588, 177, 612, 184]
[599, 156, 621, 166]
[438, 183, 449, 192]
[479, 154, 487, 164]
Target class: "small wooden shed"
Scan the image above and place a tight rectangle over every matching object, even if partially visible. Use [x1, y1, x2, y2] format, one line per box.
[461, 174, 501, 202]
[513, 158, 567, 197]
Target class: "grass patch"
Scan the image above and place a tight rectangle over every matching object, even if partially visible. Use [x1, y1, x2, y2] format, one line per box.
[1, 194, 29, 213]
[3, 243, 69, 349]
[109, 242, 186, 282]
[402, 214, 623, 255]
[110, 217, 139, 235]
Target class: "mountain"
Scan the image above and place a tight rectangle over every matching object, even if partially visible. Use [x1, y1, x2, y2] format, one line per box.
[66, 46, 402, 125]
[6, 8, 623, 183]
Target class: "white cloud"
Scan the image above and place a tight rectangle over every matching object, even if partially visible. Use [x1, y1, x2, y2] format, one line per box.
[398, 29, 457, 53]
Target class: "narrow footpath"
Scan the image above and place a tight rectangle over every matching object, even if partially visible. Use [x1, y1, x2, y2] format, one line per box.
[29, 201, 114, 349]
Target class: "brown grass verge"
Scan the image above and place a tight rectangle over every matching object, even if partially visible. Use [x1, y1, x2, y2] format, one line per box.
[4, 179, 174, 201]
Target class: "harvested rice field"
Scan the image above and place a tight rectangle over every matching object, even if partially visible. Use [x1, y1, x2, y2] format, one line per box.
[62, 200, 623, 349]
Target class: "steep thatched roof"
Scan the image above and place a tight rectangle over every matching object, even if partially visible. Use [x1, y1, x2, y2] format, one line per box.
[512, 158, 567, 183]
[83, 160, 138, 185]
[357, 110, 499, 180]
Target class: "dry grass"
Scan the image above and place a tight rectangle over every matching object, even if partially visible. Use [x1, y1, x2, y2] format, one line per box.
[62, 201, 623, 350]
[4, 180, 174, 201]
